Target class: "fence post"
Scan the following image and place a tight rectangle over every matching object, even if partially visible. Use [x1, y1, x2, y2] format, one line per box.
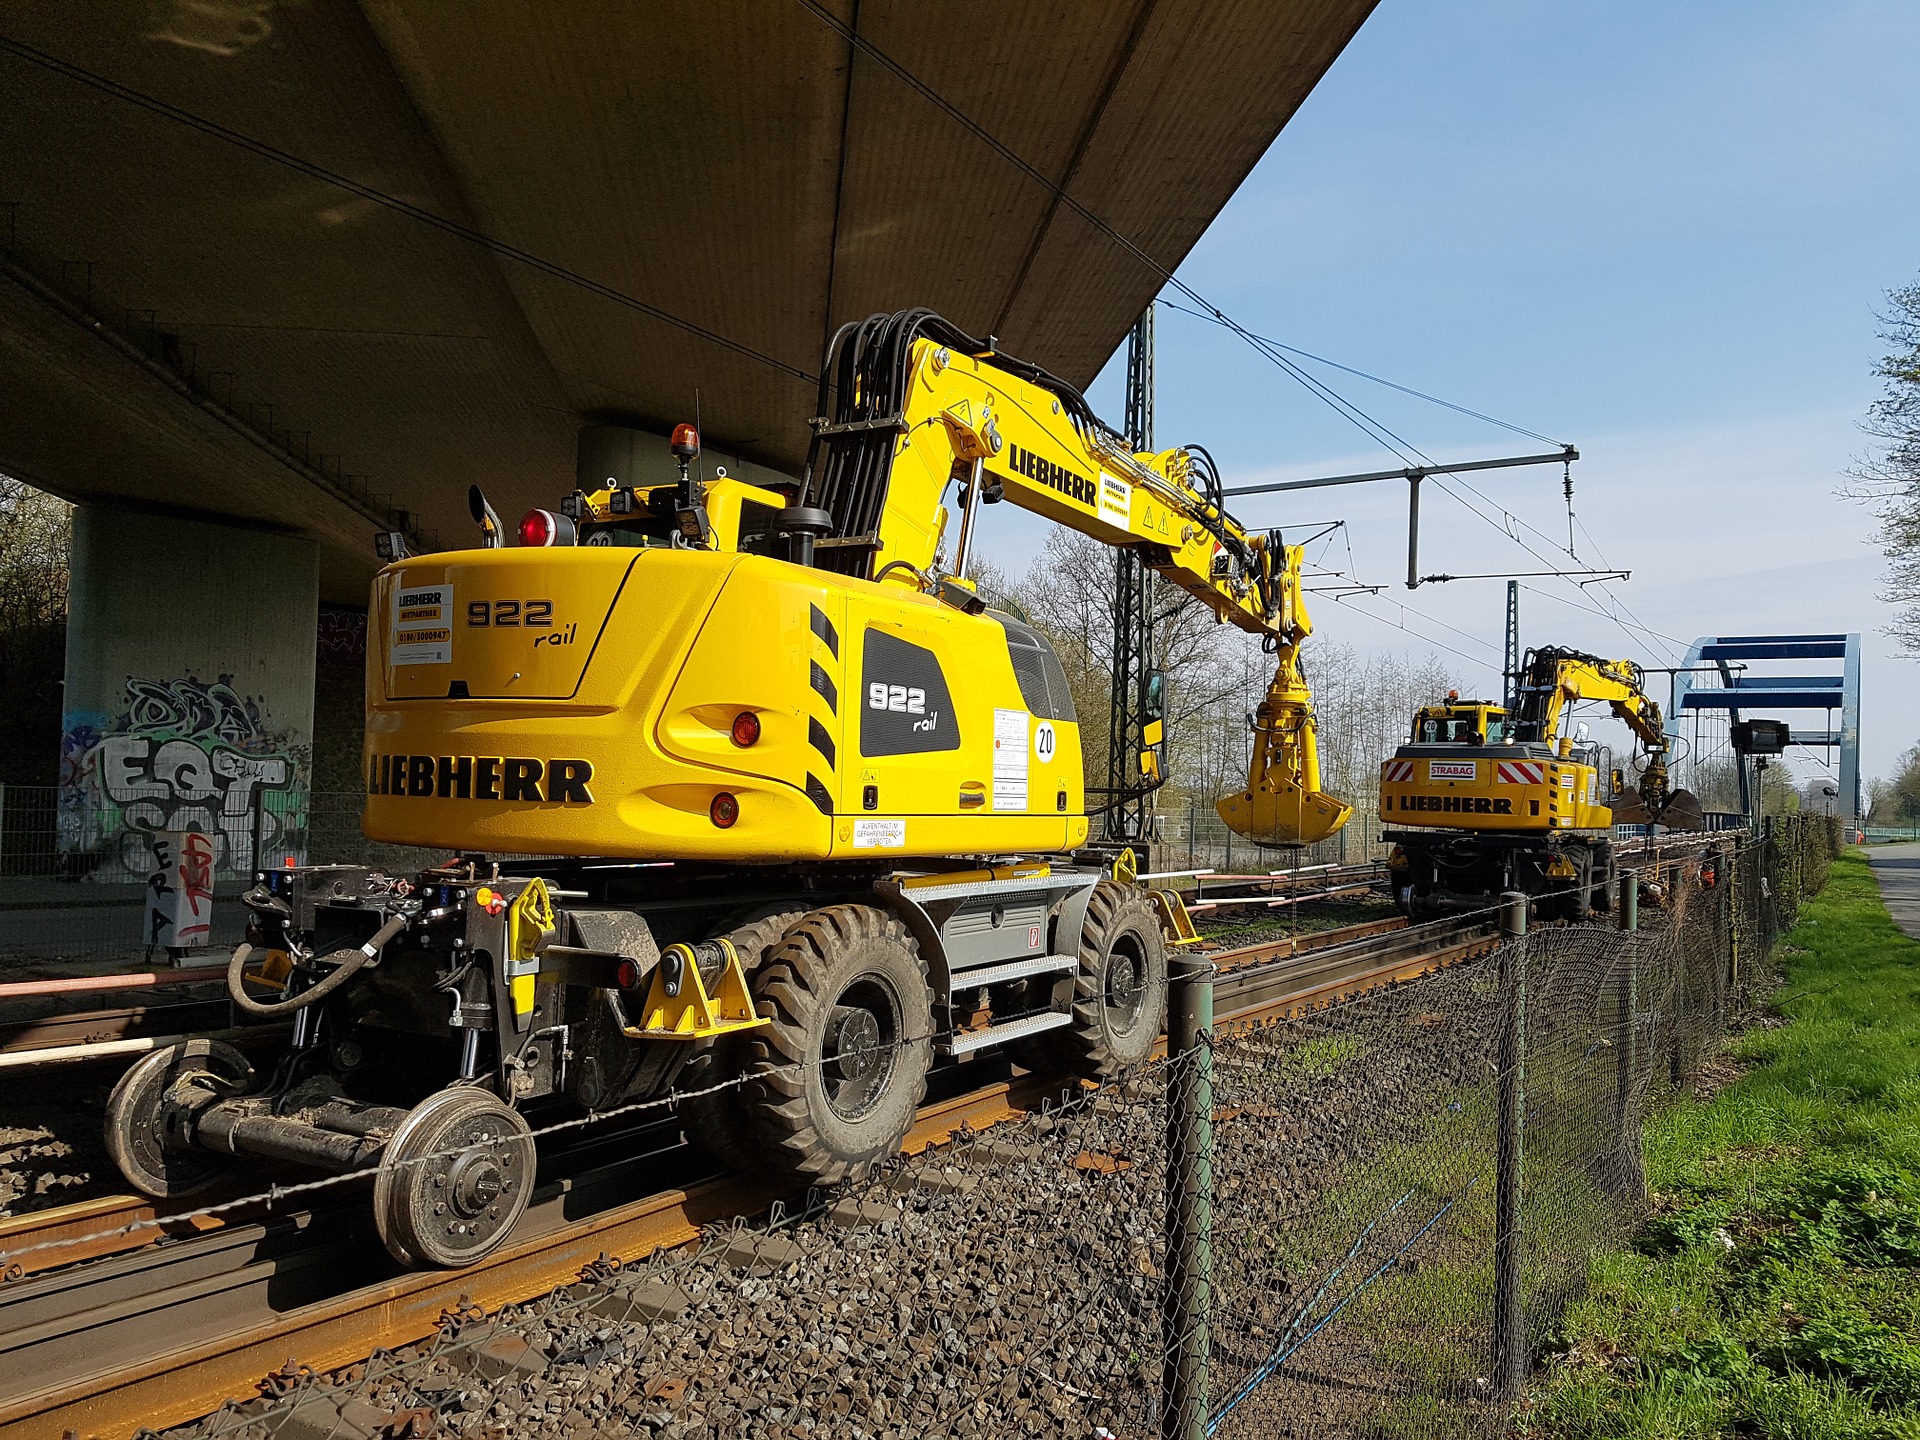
[1493, 892, 1528, 1401]
[1163, 953, 1214, 1440]
[1613, 870, 1640, 1196]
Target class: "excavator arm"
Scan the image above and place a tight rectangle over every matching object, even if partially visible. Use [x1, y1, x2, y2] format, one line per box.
[1515, 648, 1682, 817]
[801, 312, 1350, 845]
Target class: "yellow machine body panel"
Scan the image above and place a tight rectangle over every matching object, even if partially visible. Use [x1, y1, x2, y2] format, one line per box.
[363, 547, 1088, 862]
[1378, 752, 1611, 836]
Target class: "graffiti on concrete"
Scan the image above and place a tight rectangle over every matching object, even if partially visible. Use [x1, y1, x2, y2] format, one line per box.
[60, 675, 309, 881]
[316, 606, 367, 665]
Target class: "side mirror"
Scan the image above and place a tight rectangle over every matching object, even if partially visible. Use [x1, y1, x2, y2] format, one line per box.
[1144, 669, 1165, 724]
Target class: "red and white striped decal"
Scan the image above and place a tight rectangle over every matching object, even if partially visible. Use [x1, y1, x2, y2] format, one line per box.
[1382, 758, 1416, 783]
[1495, 760, 1546, 786]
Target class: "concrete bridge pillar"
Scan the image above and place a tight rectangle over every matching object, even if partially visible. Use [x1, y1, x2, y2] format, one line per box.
[57, 508, 318, 882]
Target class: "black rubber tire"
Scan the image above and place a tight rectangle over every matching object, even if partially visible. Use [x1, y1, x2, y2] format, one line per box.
[1022, 882, 1167, 1082]
[675, 909, 805, 1172]
[1593, 847, 1617, 914]
[741, 905, 932, 1185]
[103, 1038, 254, 1199]
[373, 1087, 534, 1269]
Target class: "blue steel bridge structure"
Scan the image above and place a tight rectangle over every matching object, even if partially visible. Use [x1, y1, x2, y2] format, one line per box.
[1668, 633, 1861, 825]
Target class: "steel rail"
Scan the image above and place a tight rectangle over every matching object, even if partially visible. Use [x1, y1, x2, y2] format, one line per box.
[0, 909, 1426, 1273]
[0, 913, 1493, 1440]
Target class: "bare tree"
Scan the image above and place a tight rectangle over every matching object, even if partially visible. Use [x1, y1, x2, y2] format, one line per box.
[0, 474, 71, 787]
[0, 475, 70, 634]
[1848, 279, 1920, 651]
[980, 534, 1460, 858]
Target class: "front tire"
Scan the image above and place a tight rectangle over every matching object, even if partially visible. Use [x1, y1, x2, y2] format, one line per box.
[742, 905, 932, 1185]
[1025, 881, 1167, 1082]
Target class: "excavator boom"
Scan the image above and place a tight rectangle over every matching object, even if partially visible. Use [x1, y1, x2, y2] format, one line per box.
[803, 314, 1350, 846]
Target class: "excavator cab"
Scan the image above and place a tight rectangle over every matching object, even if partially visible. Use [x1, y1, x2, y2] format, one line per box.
[1412, 694, 1511, 747]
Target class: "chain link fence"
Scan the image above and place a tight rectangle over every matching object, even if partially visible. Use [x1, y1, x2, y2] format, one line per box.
[0, 790, 450, 969]
[136, 816, 1839, 1440]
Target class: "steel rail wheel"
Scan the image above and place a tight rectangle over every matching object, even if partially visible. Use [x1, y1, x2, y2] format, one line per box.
[742, 904, 932, 1185]
[103, 1038, 253, 1199]
[373, 1087, 534, 1268]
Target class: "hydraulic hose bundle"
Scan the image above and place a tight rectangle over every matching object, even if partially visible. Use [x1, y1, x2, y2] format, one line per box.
[227, 914, 406, 1018]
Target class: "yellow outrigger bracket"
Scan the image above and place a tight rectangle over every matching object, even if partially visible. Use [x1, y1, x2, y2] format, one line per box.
[627, 938, 769, 1040]
[1148, 890, 1204, 947]
[1113, 847, 1204, 947]
[504, 878, 558, 1030]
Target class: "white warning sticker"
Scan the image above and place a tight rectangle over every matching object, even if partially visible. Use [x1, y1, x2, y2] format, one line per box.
[391, 583, 452, 665]
[852, 818, 906, 849]
[993, 708, 1030, 811]
[1098, 475, 1131, 529]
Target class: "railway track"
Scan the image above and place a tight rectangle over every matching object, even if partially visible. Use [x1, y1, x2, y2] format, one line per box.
[0, 909, 1492, 1439]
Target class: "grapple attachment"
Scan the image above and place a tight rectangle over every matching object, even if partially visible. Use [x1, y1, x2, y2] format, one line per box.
[1215, 656, 1353, 847]
[1217, 776, 1353, 847]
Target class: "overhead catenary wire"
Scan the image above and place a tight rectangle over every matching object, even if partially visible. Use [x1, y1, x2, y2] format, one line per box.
[1330, 593, 1504, 679]
[1151, 301, 1670, 665]
[1157, 298, 1563, 448]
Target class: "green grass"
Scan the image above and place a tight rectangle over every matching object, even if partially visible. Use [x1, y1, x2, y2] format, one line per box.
[1524, 851, 1920, 1439]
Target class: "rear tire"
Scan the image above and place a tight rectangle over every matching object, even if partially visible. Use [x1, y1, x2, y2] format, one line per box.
[742, 905, 932, 1185]
[1020, 882, 1167, 1082]
[675, 909, 804, 1171]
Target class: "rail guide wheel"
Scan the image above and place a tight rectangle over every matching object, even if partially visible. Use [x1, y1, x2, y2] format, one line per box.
[104, 1037, 254, 1198]
[742, 904, 933, 1185]
[373, 1086, 535, 1268]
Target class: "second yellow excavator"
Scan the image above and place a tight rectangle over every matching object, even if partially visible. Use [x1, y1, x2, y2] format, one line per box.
[1379, 646, 1703, 918]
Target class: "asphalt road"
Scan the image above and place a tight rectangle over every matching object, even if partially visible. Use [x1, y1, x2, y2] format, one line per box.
[1867, 843, 1920, 940]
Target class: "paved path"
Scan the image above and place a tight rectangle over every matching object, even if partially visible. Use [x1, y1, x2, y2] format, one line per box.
[1867, 843, 1920, 939]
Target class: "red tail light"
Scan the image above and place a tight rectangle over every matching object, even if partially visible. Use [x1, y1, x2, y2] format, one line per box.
[615, 958, 642, 990]
[730, 712, 761, 747]
[710, 792, 739, 828]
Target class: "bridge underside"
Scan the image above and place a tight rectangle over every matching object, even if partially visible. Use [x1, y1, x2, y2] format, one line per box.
[2, 0, 1378, 873]
[0, 0, 1375, 598]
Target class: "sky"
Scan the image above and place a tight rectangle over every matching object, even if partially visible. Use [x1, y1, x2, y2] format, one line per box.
[968, 0, 1920, 797]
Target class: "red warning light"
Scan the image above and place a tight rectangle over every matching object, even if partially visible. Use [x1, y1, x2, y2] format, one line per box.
[518, 509, 561, 546]
[670, 423, 700, 460]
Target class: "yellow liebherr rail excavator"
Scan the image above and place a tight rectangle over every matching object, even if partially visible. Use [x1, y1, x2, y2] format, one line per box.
[103, 310, 1350, 1269]
[1380, 646, 1701, 919]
